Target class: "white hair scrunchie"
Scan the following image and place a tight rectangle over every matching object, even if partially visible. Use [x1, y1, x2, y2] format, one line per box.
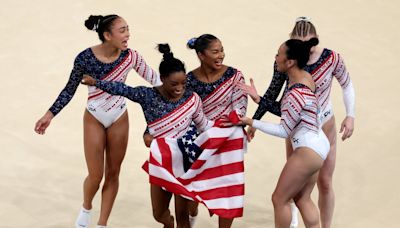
[295, 16, 312, 23]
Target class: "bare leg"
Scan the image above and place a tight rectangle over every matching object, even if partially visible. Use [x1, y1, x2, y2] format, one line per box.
[285, 138, 299, 227]
[188, 201, 198, 227]
[174, 195, 190, 228]
[285, 138, 294, 159]
[318, 116, 337, 228]
[97, 111, 129, 225]
[82, 110, 107, 211]
[272, 148, 323, 228]
[218, 217, 234, 228]
[294, 172, 320, 228]
[151, 185, 174, 228]
[188, 201, 199, 217]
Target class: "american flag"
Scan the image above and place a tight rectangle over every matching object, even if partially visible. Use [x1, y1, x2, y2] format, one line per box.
[143, 125, 247, 218]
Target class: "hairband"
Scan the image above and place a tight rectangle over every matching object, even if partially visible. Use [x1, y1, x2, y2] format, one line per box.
[93, 19, 101, 31]
[187, 37, 197, 47]
[295, 16, 311, 23]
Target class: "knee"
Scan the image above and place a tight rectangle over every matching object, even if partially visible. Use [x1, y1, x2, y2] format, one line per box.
[152, 208, 168, 223]
[318, 174, 333, 193]
[271, 191, 284, 208]
[87, 173, 103, 186]
[175, 214, 189, 227]
[293, 195, 310, 208]
[104, 167, 121, 182]
[175, 208, 189, 224]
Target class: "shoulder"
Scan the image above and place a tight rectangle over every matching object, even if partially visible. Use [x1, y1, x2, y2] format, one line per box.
[73, 48, 92, 66]
[186, 70, 198, 83]
[325, 48, 342, 59]
[75, 48, 92, 60]
[325, 49, 347, 66]
[190, 92, 203, 104]
[127, 48, 138, 55]
[227, 67, 245, 81]
[188, 67, 201, 77]
[287, 85, 313, 99]
[227, 66, 238, 73]
[192, 91, 200, 99]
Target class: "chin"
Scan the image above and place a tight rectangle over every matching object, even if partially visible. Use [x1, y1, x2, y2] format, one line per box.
[213, 65, 223, 70]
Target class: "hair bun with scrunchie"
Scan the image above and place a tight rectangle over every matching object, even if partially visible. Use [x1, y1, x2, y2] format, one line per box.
[187, 37, 197, 49]
[85, 15, 104, 31]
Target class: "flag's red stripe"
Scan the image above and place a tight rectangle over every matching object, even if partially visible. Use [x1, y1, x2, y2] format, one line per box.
[210, 208, 243, 218]
[156, 139, 174, 174]
[213, 138, 243, 154]
[200, 137, 229, 149]
[197, 184, 244, 200]
[189, 138, 243, 170]
[149, 176, 243, 218]
[190, 159, 207, 170]
[178, 162, 244, 185]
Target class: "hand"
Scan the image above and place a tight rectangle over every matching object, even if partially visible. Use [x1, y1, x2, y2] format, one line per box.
[214, 115, 234, 128]
[143, 133, 154, 148]
[81, 74, 96, 86]
[246, 126, 257, 142]
[34, 111, 54, 135]
[238, 117, 253, 126]
[235, 78, 260, 103]
[339, 116, 354, 141]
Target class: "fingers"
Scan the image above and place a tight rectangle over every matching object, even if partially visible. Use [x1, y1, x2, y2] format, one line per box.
[220, 122, 234, 127]
[246, 133, 252, 142]
[347, 129, 354, 138]
[34, 121, 44, 134]
[339, 121, 345, 133]
[341, 127, 354, 141]
[35, 127, 45, 135]
[250, 78, 257, 91]
[235, 83, 251, 93]
[81, 75, 94, 85]
[246, 127, 255, 142]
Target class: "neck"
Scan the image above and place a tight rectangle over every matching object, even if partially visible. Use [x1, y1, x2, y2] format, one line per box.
[287, 67, 304, 85]
[100, 42, 120, 58]
[308, 45, 323, 64]
[199, 63, 224, 82]
[287, 66, 315, 91]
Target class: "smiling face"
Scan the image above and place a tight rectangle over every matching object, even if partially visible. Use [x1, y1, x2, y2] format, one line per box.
[161, 71, 187, 100]
[104, 17, 130, 50]
[198, 39, 225, 70]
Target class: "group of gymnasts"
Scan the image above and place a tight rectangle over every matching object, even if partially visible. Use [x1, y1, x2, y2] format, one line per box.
[34, 14, 355, 228]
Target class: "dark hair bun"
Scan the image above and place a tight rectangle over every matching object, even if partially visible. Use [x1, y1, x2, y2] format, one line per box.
[85, 15, 104, 31]
[157, 43, 174, 60]
[305, 37, 319, 48]
[187, 37, 197, 49]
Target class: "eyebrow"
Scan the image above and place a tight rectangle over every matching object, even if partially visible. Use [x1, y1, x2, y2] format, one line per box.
[211, 47, 223, 51]
[117, 25, 129, 30]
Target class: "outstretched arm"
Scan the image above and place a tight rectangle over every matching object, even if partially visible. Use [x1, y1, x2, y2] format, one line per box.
[35, 55, 84, 135]
[81, 75, 147, 103]
[131, 50, 163, 86]
[239, 89, 305, 139]
[252, 62, 287, 120]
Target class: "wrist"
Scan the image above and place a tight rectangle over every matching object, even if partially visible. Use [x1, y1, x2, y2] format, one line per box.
[45, 110, 54, 119]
